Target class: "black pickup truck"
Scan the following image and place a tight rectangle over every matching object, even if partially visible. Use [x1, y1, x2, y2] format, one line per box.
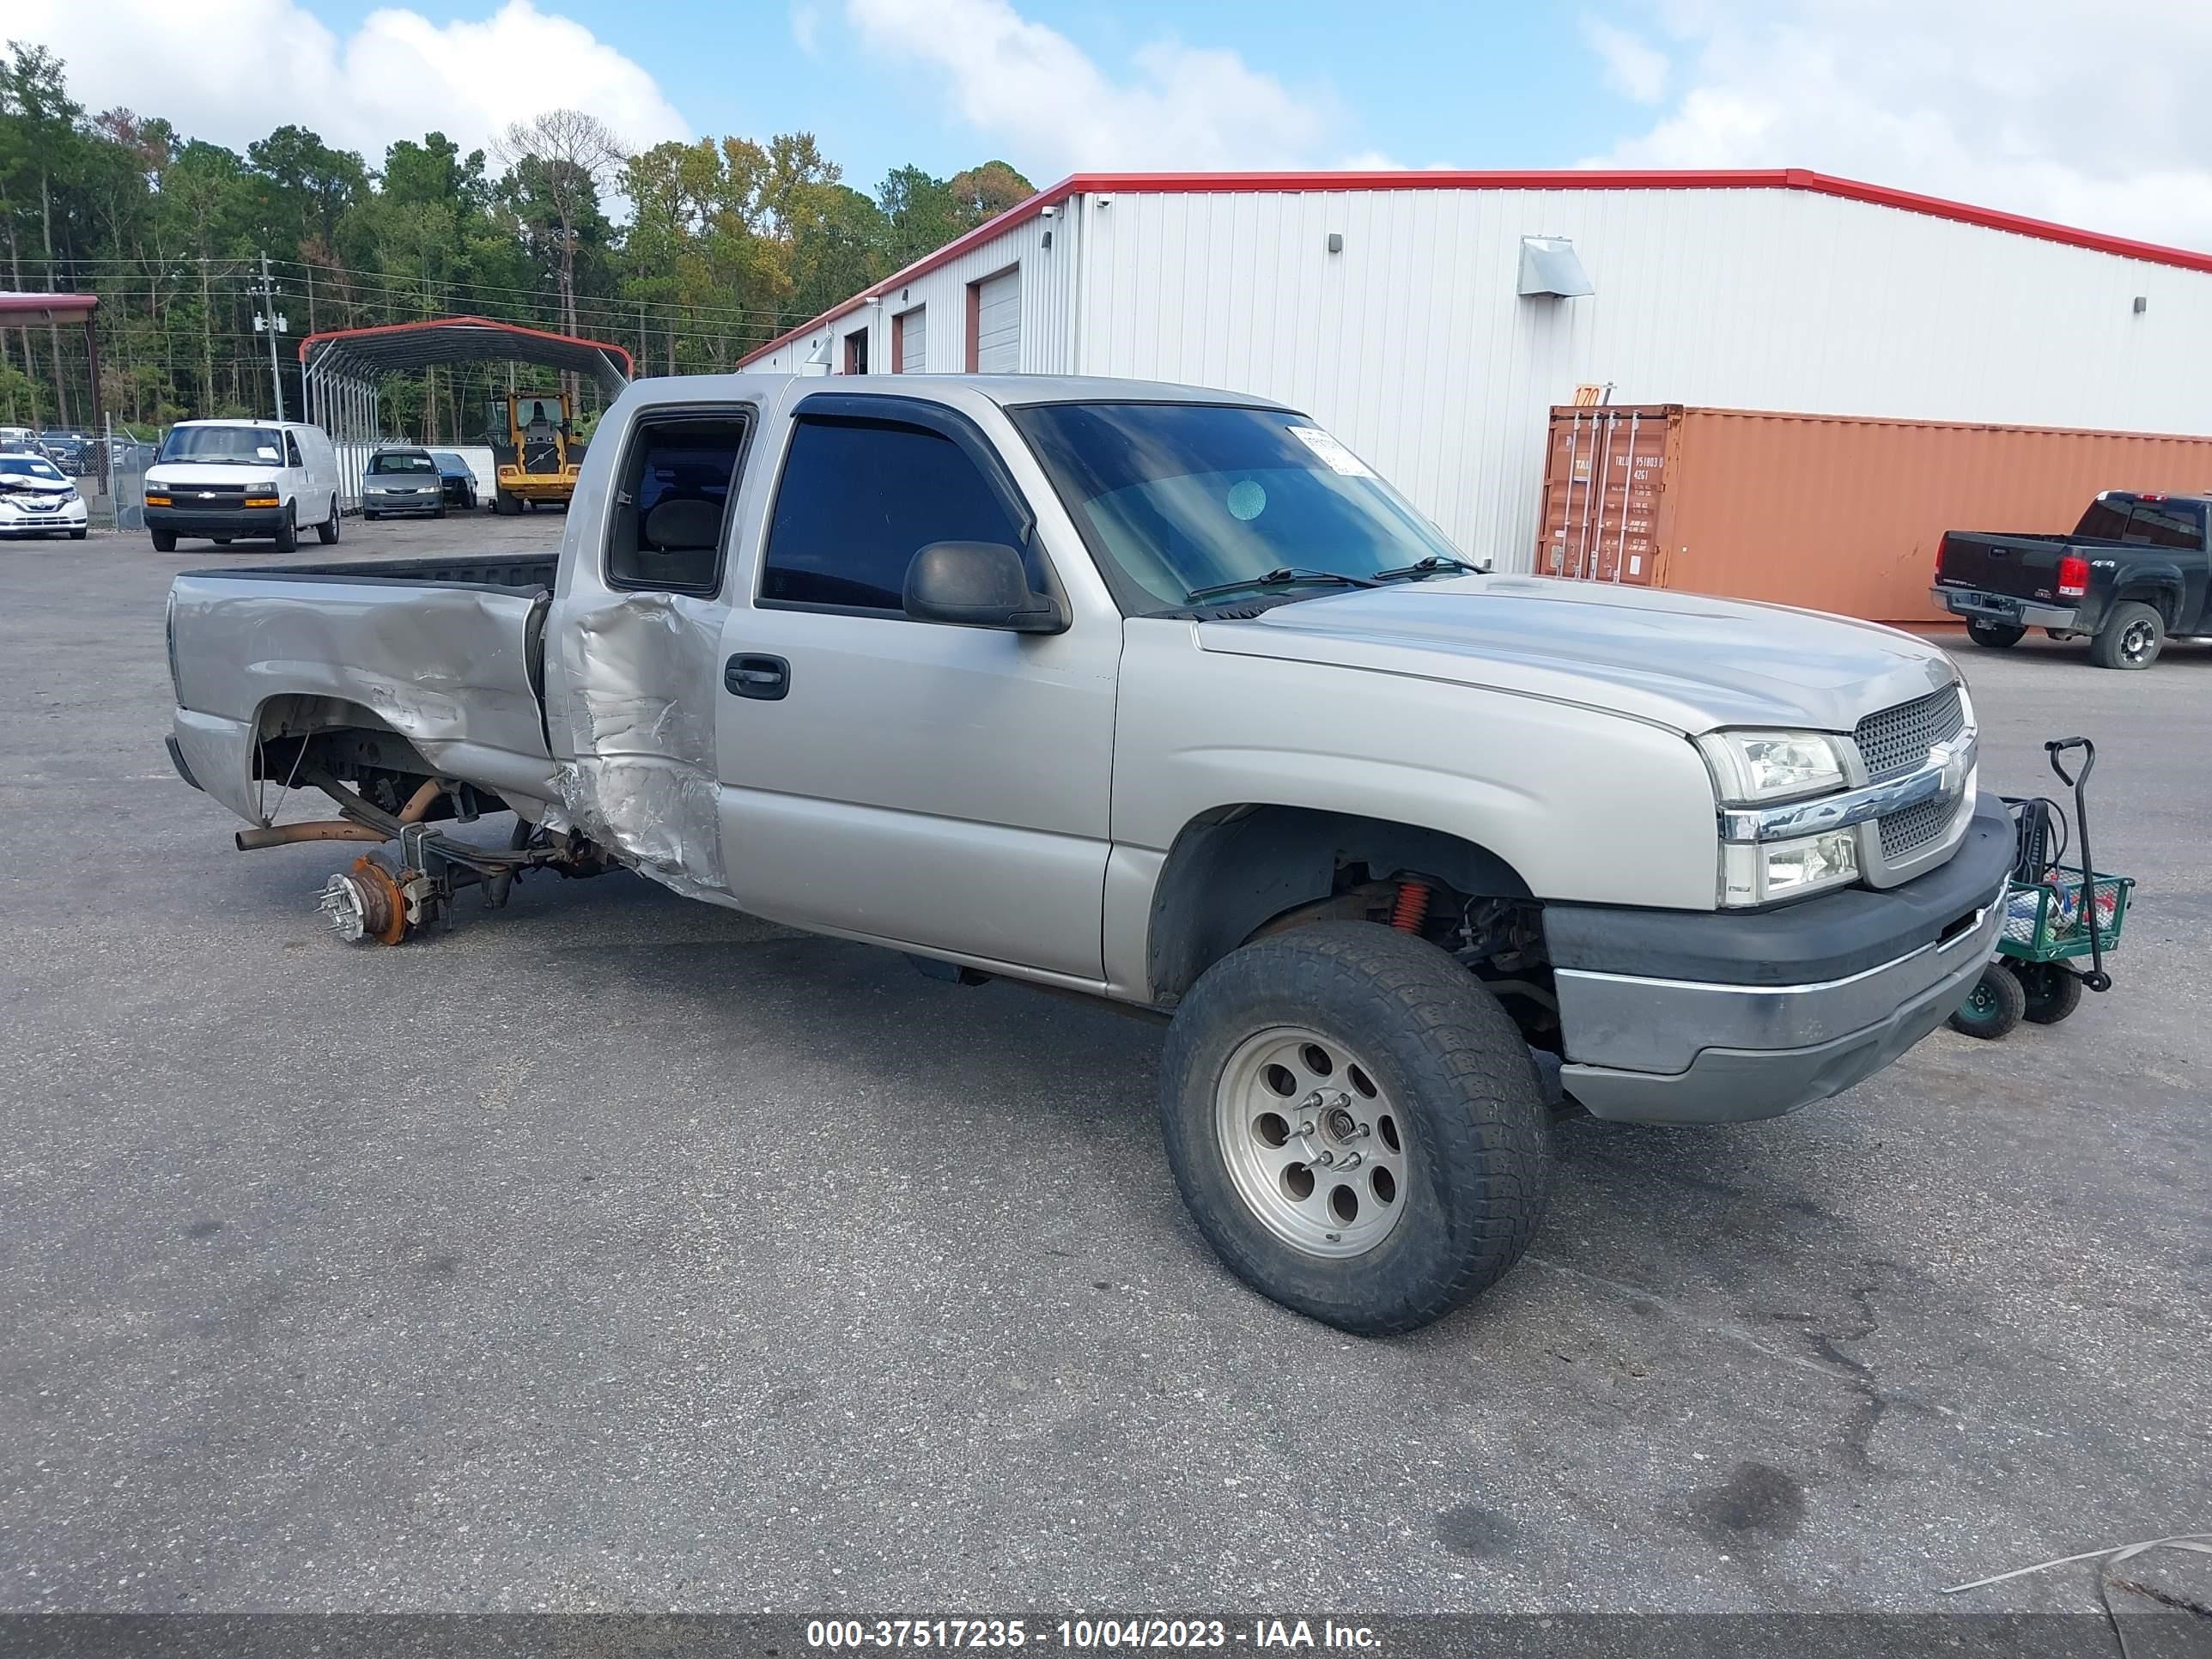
[1932, 491, 2212, 669]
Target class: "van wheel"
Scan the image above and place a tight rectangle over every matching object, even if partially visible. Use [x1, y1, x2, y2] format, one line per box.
[1966, 619, 2025, 648]
[150, 529, 177, 552]
[2090, 601, 2163, 670]
[316, 494, 340, 544]
[273, 503, 298, 555]
[1158, 921, 1552, 1336]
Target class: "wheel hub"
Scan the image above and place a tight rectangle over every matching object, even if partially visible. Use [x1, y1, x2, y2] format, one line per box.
[1216, 1026, 1410, 1260]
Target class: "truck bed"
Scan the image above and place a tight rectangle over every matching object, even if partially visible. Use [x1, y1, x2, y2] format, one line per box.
[1933, 531, 2072, 602]
[168, 550, 558, 827]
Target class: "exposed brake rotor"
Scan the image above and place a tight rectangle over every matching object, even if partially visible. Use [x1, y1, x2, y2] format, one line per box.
[317, 856, 411, 945]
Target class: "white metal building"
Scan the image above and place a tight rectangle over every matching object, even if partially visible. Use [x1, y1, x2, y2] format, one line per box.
[738, 168, 2212, 572]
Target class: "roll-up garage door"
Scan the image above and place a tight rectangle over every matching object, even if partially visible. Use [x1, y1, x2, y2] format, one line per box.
[973, 269, 1020, 373]
[896, 307, 927, 373]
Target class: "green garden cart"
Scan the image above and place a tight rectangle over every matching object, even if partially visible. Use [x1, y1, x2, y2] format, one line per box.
[1948, 737, 2133, 1040]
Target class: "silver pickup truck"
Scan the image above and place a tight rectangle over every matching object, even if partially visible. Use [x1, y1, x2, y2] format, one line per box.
[166, 374, 2013, 1334]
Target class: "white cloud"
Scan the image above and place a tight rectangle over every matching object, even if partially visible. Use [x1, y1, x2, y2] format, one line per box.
[791, 2, 825, 57]
[1578, 16, 1668, 104]
[1583, 0, 2212, 247]
[845, 0, 1339, 173]
[14, 0, 689, 164]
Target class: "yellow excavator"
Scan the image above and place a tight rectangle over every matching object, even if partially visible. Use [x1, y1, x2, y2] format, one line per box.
[489, 392, 580, 514]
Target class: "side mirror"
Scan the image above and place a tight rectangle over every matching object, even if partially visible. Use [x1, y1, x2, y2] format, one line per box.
[903, 541, 1068, 634]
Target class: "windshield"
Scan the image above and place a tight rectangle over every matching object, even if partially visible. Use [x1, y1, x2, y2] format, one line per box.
[370, 452, 437, 474]
[0, 456, 64, 480]
[430, 452, 467, 471]
[158, 425, 283, 465]
[1012, 403, 1463, 611]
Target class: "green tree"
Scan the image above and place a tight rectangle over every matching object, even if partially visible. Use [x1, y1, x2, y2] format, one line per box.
[0, 46, 1043, 426]
[947, 160, 1032, 227]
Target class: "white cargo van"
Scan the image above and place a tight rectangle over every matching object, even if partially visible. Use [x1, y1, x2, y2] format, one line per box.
[144, 420, 341, 553]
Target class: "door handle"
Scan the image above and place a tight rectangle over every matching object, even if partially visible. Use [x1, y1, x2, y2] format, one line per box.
[724, 653, 790, 700]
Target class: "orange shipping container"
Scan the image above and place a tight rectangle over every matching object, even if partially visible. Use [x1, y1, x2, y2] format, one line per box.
[1534, 405, 2212, 622]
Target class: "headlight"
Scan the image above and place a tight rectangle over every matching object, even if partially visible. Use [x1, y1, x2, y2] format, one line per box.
[1697, 729, 1846, 804]
[1720, 829, 1861, 906]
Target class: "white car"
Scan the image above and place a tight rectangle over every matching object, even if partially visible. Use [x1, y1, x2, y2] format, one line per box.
[0, 450, 89, 540]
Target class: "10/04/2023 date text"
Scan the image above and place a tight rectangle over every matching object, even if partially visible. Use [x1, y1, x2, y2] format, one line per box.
[805, 1619, 1382, 1650]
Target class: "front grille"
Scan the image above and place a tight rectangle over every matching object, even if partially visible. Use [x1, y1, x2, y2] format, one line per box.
[167, 484, 247, 508]
[1854, 684, 1965, 780]
[1878, 793, 1957, 861]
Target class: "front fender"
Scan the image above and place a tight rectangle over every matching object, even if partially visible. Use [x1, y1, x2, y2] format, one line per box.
[1111, 622, 1720, 913]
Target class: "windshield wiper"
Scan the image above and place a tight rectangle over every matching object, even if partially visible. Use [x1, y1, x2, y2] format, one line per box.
[1185, 566, 1381, 603]
[1372, 554, 1486, 582]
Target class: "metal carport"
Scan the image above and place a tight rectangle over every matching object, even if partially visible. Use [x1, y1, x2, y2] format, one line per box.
[296, 316, 633, 510]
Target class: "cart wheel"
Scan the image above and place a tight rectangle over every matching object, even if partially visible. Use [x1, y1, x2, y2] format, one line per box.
[1948, 964, 2026, 1040]
[2009, 961, 2083, 1025]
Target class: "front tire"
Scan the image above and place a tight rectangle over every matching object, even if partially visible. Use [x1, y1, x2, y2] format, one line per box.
[273, 503, 298, 555]
[1966, 618, 2025, 649]
[150, 528, 177, 552]
[1159, 921, 1552, 1336]
[2090, 600, 2164, 670]
[317, 494, 340, 544]
[70, 527, 86, 540]
[1948, 963, 2026, 1040]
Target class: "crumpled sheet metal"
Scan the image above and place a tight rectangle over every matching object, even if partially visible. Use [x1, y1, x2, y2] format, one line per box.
[168, 573, 550, 826]
[547, 589, 728, 902]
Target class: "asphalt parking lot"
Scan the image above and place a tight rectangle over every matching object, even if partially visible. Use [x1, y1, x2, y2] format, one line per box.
[3, 515, 2206, 1616]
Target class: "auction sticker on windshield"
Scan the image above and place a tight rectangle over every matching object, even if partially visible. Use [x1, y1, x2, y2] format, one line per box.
[1285, 424, 1374, 477]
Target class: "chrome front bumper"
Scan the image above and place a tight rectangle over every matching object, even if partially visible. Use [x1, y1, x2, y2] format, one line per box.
[1555, 882, 2006, 1125]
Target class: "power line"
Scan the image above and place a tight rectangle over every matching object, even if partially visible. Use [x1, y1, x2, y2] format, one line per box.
[19, 252, 818, 327]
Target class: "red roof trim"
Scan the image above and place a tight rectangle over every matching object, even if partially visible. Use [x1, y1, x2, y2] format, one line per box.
[297, 313, 635, 376]
[736, 167, 2212, 368]
[0, 290, 98, 320]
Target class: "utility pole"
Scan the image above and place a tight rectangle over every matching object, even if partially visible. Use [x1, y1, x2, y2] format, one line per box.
[250, 253, 289, 422]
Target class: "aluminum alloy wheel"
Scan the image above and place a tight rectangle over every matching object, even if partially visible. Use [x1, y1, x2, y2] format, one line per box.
[1215, 1025, 1410, 1259]
[2121, 619, 2157, 665]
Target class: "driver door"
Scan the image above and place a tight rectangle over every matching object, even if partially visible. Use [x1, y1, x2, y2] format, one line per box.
[714, 398, 1119, 981]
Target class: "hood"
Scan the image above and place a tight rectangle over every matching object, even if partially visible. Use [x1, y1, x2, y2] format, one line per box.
[0, 471, 74, 495]
[145, 462, 282, 489]
[1197, 575, 1957, 733]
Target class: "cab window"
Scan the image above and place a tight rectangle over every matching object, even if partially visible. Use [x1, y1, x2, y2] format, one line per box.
[759, 416, 1024, 613]
[605, 410, 752, 596]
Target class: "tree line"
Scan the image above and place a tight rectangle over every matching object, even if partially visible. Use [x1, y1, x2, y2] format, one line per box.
[0, 40, 1031, 441]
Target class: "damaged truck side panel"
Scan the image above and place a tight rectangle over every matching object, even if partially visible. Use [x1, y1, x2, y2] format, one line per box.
[167, 562, 556, 826]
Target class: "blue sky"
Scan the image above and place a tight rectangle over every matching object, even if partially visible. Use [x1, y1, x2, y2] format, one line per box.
[21, 1, 2212, 247]
[286, 0, 1625, 190]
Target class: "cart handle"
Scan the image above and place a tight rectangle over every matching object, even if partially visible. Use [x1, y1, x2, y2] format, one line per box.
[2042, 737, 2109, 992]
[2045, 736, 2095, 788]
